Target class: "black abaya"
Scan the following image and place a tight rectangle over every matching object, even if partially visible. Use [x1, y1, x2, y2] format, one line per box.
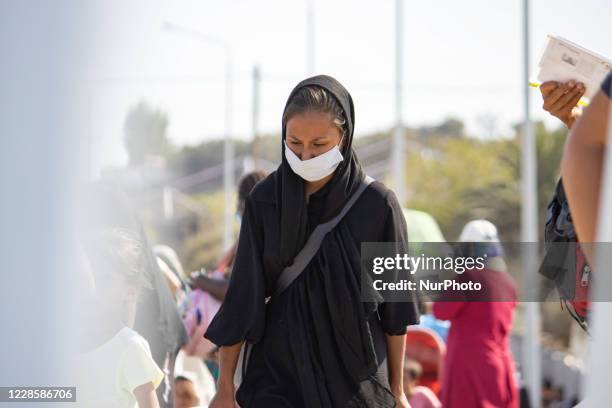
[205, 75, 419, 407]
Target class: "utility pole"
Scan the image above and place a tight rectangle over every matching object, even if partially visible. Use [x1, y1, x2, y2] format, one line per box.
[162, 21, 235, 250]
[520, 1, 541, 407]
[393, 0, 406, 205]
[252, 65, 261, 169]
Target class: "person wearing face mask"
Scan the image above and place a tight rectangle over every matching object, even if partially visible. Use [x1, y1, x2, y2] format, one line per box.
[204, 75, 419, 408]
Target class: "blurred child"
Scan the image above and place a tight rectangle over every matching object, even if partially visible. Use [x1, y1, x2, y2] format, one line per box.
[77, 228, 164, 408]
[174, 374, 201, 408]
[403, 359, 442, 408]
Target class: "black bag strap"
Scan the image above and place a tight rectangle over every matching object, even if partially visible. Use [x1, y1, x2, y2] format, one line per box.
[274, 175, 375, 297]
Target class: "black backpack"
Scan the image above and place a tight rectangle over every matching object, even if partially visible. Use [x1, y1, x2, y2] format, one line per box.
[539, 179, 591, 331]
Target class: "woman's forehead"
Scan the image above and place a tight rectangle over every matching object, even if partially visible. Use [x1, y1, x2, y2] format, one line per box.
[285, 111, 341, 140]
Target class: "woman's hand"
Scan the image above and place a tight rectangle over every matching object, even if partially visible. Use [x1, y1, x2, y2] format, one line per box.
[540, 80, 585, 129]
[210, 344, 243, 408]
[393, 390, 411, 408]
[208, 381, 238, 408]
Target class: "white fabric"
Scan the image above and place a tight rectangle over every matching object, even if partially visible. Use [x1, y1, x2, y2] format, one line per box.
[76, 327, 164, 408]
[284, 141, 344, 181]
[458, 219, 500, 242]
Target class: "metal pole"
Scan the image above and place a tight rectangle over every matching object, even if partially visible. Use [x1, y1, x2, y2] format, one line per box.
[306, 0, 315, 75]
[521, 0, 541, 406]
[223, 49, 234, 251]
[161, 22, 235, 250]
[252, 65, 261, 170]
[393, 0, 406, 205]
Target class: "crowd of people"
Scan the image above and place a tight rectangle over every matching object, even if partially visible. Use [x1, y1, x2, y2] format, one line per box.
[76, 71, 610, 407]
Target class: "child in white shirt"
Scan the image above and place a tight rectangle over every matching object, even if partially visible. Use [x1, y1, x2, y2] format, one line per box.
[78, 228, 164, 408]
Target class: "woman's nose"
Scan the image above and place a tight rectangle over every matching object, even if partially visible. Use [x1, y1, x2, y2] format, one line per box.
[301, 148, 317, 161]
[300, 149, 314, 160]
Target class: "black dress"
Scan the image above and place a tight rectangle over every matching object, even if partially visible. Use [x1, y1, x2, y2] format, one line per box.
[205, 175, 418, 407]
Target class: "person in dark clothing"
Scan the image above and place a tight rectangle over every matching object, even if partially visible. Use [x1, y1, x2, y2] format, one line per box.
[237, 170, 268, 218]
[205, 75, 419, 408]
[190, 170, 268, 302]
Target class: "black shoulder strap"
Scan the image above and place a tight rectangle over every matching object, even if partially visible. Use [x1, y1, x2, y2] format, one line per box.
[240, 176, 375, 381]
[274, 175, 375, 297]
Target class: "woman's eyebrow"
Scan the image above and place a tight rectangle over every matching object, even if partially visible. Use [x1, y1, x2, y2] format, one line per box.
[312, 136, 331, 142]
[287, 135, 331, 142]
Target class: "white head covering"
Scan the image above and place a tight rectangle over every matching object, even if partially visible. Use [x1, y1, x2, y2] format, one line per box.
[458, 219, 500, 243]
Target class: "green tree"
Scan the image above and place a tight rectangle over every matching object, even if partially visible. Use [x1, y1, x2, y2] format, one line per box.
[502, 121, 568, 237]
[123, 101, 171, 166]
[417, 117, 465, 138]
[404, 121, 567, 241]
[406, 135, 518, 240]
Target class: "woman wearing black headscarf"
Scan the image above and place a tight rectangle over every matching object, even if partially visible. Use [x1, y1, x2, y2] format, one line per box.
[205, 75, 419, 408]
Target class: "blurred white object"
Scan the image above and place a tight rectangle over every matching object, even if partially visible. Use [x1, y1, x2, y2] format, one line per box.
[536, 35, 612, 100]
[458, 219, 500, 242]
[174, 350, 216, 407]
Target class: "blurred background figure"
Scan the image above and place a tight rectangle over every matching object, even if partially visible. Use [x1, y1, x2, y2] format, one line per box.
[78, 225, 163, 407]
[416, 302, 450, 343]
[154, 244, 190, 303]
[403, 359, 442, 408]
[433, 219, 519, 408]
[189, 170, 267, 299]
[173, 374, 201, 408]
[180, 170, 267, 386]
[404, 326, 446, 399]
[79, 183, 188, 407]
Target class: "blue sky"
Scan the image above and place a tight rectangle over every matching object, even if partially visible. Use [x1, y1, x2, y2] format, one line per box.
[87, 0, 612, 173]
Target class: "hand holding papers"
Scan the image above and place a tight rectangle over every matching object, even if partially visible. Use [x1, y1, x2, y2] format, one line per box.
[536, 35, 612, 101]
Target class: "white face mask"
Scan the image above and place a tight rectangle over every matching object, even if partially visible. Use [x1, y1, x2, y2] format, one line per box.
[284, 138, 344, 182]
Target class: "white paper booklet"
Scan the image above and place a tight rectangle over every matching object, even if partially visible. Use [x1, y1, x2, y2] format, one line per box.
[537, 35, 612, 100]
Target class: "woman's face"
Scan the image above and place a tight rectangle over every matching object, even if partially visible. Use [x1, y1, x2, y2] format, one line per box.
[285, 111, 344, 160]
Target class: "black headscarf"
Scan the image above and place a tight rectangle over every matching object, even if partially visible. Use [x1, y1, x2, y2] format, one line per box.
[277, 75, 365, 267]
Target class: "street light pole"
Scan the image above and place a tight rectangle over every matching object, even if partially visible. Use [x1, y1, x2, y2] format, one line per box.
[520, 1, 541, 407]
[162, 22, 235, 251]
[252, 65, 261, 169]
[223, 48, 235, 251]
[393, 0, 406, 205]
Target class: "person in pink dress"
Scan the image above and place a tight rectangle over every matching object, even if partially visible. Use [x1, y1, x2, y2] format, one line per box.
[433, 220, 519, 408]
